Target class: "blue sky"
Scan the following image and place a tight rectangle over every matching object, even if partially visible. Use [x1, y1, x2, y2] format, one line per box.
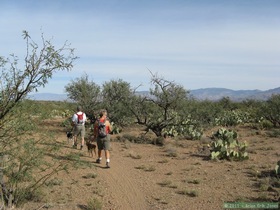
[1, 0, 280, 94]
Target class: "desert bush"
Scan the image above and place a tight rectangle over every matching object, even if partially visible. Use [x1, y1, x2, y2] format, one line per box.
[266, 129, 280, 138]
[0, 125, 69, 206]
[87, 197, 102, 210]
[209, 128, 249, 161]
[260, 95, 280, 127]
[65, 73, 101, 115]
[182, 99, 221, 127]
[276, 161, 280, 176]
[130, 72, 192, 138]
[110, 121, 122, 134]
[255, 119, 274, 130]
[61, 117, 73, 129]
[101, 79, 136, 126]
[214, 110, 252, 127]
[0, 30, 77, 208]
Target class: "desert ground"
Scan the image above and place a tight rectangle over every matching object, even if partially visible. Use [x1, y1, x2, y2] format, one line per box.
[22, 118, 279, 210]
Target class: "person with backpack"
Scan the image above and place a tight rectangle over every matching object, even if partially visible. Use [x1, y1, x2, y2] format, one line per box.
[93, 109, 112, 168]
[72, 106, 87, 150]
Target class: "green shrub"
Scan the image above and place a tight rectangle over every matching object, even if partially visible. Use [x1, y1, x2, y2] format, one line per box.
[110, 121, 122, 134]
[252, 118, 274, 130]
[87, 197, 102, 210]
[61, 117, 72, 129]
[266, 129, 280, 138]
[260, 95, 280, 128]
[275, 160, 280, 175]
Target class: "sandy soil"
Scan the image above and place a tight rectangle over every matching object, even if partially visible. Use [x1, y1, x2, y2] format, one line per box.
[22, 119, 279, 210]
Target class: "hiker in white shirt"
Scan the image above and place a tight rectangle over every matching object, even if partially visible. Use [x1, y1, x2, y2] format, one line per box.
[72, 106, 87, 150]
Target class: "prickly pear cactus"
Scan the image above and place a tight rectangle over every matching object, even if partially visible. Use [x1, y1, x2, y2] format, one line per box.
[210, 128, 249, 161]
[110, 122, 122, 134]
[162, 115, 203, 140]
[214, 110, 251, 126]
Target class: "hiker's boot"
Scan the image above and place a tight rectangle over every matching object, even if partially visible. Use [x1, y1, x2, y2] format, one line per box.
[96, 159, 101, 164]
[106, 162, 110, 168]
[80, 145, 83, 150]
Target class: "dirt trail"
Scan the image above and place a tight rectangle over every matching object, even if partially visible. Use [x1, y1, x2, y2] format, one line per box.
[95, 142, 149, 210]
[22, 121, 280, 210]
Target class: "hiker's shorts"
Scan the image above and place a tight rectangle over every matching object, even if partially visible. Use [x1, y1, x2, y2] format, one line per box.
[97, 135, 110, 151]
[73, 124, 85, 138]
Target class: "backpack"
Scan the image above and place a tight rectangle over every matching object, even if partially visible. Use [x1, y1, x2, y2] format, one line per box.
[98, 120, 107, 137]
[76, 112, 84, 124]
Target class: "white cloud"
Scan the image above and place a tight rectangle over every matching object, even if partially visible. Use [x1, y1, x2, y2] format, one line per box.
[1, 0, 280, 93]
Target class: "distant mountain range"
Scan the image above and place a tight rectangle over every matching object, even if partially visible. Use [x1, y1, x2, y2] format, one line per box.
[190, 87, 280, 101]
[28, 87, 280, 102]
[27, 93, 69, 101]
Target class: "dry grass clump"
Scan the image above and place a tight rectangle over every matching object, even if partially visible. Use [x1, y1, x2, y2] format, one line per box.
[177, 188, 198, 197]
[135, 165, 156, 172]
[158, 159, 169, 163]
[164, 144, 178, 157]
[127, 150, 142, 159]
[87, 197, 102, 210]
[82, 173, 98, 179]
[157, 180, 178, 189]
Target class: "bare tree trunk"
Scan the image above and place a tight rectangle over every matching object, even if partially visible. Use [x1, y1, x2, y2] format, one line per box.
[0, 155, 7, 209]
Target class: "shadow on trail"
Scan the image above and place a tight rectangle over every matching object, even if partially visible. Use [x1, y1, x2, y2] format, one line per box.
[77, 204, 87, 210]
[190, 153, 211, 161]
[44, 151, 94, 166]
[93, 163, 111, 169]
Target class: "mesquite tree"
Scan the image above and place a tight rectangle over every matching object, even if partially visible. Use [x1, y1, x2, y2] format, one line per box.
[101, 79, 137, 125]
[261, 94, 280, 127]
[133, 72, 190, 137]
[65, 73, 101, 115]
[0, 31, 77, 208]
